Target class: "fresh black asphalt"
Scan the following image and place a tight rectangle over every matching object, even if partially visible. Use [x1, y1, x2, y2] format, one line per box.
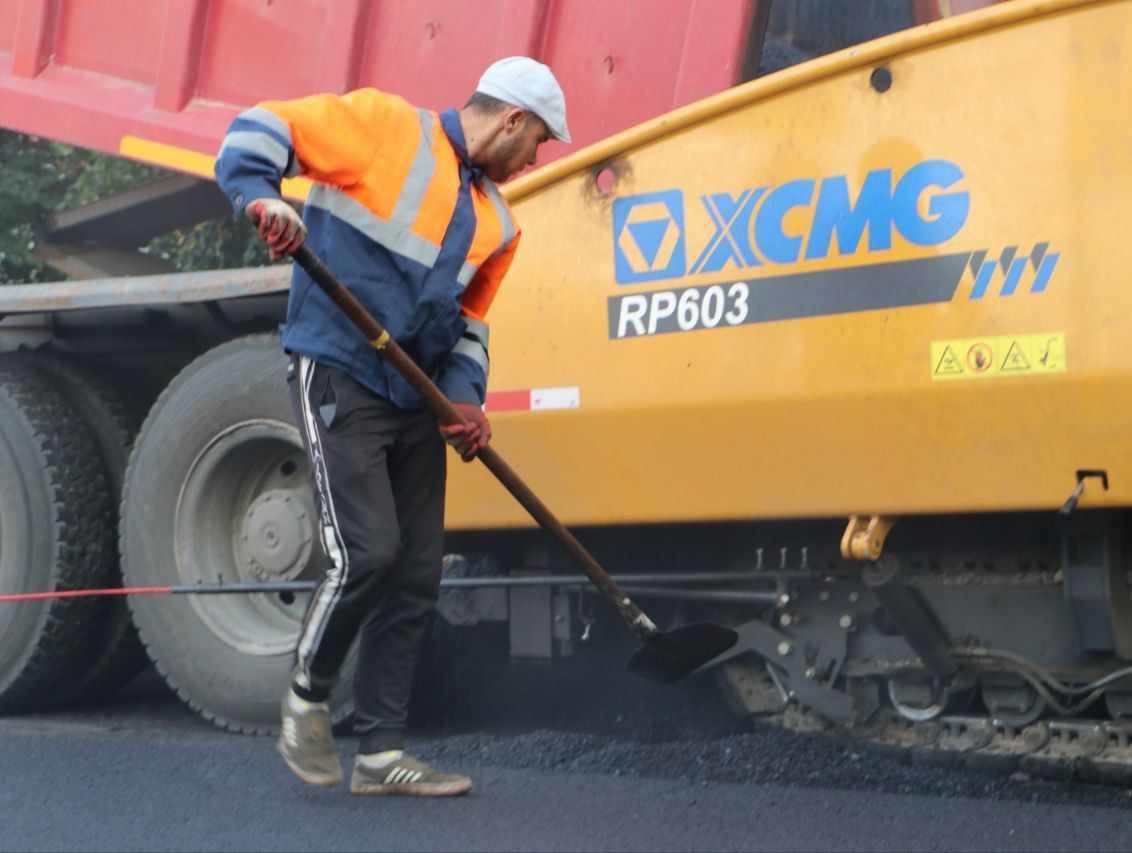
[2, 659, 1132, 852]
[3, 725, 1132, 852]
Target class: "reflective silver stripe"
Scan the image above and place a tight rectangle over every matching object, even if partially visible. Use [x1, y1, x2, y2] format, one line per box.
[452, 336, 489, 377]
[456, 261, 477, 287]
[482, 179, 517, 247]
[388, 110, 436, 232]
[452, 178, 517, 285]
[463, 316, 489, 348]
[240, 107, 293, 144]
[235, 108, 298, 177]
[294, 356, 350, 685]
[219, 131, 290, 173]
[305, 184, 441, 268]
[298, 113, 439, 264]
[456, 181, 515, 286]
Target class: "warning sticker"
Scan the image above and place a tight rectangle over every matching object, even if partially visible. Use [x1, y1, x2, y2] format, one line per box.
[966, 341, 994, 373]
[934, 345, 964, 376]
[930, 332, 1066, 382]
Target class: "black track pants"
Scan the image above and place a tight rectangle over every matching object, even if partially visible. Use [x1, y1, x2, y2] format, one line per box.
[287, 354, 446, 753]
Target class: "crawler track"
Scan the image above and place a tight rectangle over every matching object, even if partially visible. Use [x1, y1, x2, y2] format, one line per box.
[761, 696, 1132, 786]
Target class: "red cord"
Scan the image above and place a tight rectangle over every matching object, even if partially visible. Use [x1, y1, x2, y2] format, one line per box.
[0, 586, 173, 603]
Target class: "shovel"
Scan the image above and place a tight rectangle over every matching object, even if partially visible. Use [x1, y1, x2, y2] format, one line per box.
[290, 245, 737, 682]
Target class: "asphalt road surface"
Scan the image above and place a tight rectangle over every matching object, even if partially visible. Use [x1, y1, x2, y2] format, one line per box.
[3, 658, 1132, 852]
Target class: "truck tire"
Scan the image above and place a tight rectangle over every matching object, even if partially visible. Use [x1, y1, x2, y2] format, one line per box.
[9, 352, 151, 701]
[0, 360, 114, 712]
[120, 334, 355, 734]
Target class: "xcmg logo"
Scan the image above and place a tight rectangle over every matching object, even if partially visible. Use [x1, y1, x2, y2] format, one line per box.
[612, 160, 970, 284]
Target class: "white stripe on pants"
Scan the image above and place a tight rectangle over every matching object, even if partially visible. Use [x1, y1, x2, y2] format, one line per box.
[293, 355, 351, 689]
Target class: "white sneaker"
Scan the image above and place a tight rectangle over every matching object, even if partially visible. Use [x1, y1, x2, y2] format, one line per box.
[350, 750, 472, 796]
[276, 689, 342, 786]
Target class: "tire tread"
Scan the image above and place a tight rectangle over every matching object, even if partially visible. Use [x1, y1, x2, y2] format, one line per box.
[9, 352, 151, 701]
[0, 360, 113, 712]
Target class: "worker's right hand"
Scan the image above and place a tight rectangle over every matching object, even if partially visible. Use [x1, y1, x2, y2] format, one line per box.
[245, 199, 306, 260]
[439, 403, 492, 462]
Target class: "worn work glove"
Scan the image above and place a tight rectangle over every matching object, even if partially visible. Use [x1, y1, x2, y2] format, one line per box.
[246, 199, 306, 260]
[439, 403, 492, 462]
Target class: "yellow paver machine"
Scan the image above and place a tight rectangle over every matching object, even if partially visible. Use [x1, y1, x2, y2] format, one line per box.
[451, 0, 1132, 776]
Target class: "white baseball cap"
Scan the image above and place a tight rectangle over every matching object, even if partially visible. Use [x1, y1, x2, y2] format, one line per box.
[476, 56, 571, 144]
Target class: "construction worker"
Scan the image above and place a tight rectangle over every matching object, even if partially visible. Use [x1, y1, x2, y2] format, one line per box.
[214, 57, 569, 796]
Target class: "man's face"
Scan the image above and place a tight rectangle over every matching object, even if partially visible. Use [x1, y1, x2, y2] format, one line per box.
[482, 110, 551, 183]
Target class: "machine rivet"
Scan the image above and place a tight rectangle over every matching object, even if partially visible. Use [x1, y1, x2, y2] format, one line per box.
[805, 667, 817, 679]
[777, 641, 792, 656]
[839, 614, 854, 630]
[779, 613, 794, 627]
[848, 591, 860, 603]
[819, 590, 831, 602]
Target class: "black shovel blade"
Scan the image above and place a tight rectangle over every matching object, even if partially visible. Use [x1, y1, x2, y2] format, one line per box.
[626, 622, 739, 683]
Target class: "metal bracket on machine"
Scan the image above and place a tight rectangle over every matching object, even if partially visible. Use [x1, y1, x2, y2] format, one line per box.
[1057, 472, 1132, 657]
[862, 557, 958, 681]
[1058, 469, 1108, 518]
[696, 616, 859, 725]
[841, 515, 896, 561]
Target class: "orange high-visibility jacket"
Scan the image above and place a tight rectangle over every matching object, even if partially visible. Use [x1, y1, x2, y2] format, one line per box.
[215, 88, 520, 407]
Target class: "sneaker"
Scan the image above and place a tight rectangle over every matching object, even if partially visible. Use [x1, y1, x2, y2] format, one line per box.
[350, 750, 472, 797]
[276, 689, 343, 786]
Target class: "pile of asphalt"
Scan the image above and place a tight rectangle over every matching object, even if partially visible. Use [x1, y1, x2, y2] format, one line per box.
[411, 652, 1132, 811]
[107, 637, 1132, 809]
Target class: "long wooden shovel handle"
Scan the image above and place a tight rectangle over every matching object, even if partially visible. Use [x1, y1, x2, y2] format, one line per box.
[291, 246, 658, 637]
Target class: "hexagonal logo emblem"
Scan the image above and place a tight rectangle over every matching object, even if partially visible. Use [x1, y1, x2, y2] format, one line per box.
[612, 190, 685, 284]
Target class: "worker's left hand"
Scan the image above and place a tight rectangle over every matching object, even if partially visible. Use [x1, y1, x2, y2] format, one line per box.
[439, 403, 492, 462]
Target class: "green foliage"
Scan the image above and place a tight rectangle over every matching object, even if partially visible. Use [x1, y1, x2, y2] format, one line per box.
[0, 130, 269, 284]
[147, 216, 272, 271]
[0, 133, 76, 283]
[57, 149, 165, 208]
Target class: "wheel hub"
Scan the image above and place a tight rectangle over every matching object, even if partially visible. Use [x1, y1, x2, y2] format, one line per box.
[237, 489, 314, 582]
[980, 676, 1045, 727]
[888, 675, 950, 722]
